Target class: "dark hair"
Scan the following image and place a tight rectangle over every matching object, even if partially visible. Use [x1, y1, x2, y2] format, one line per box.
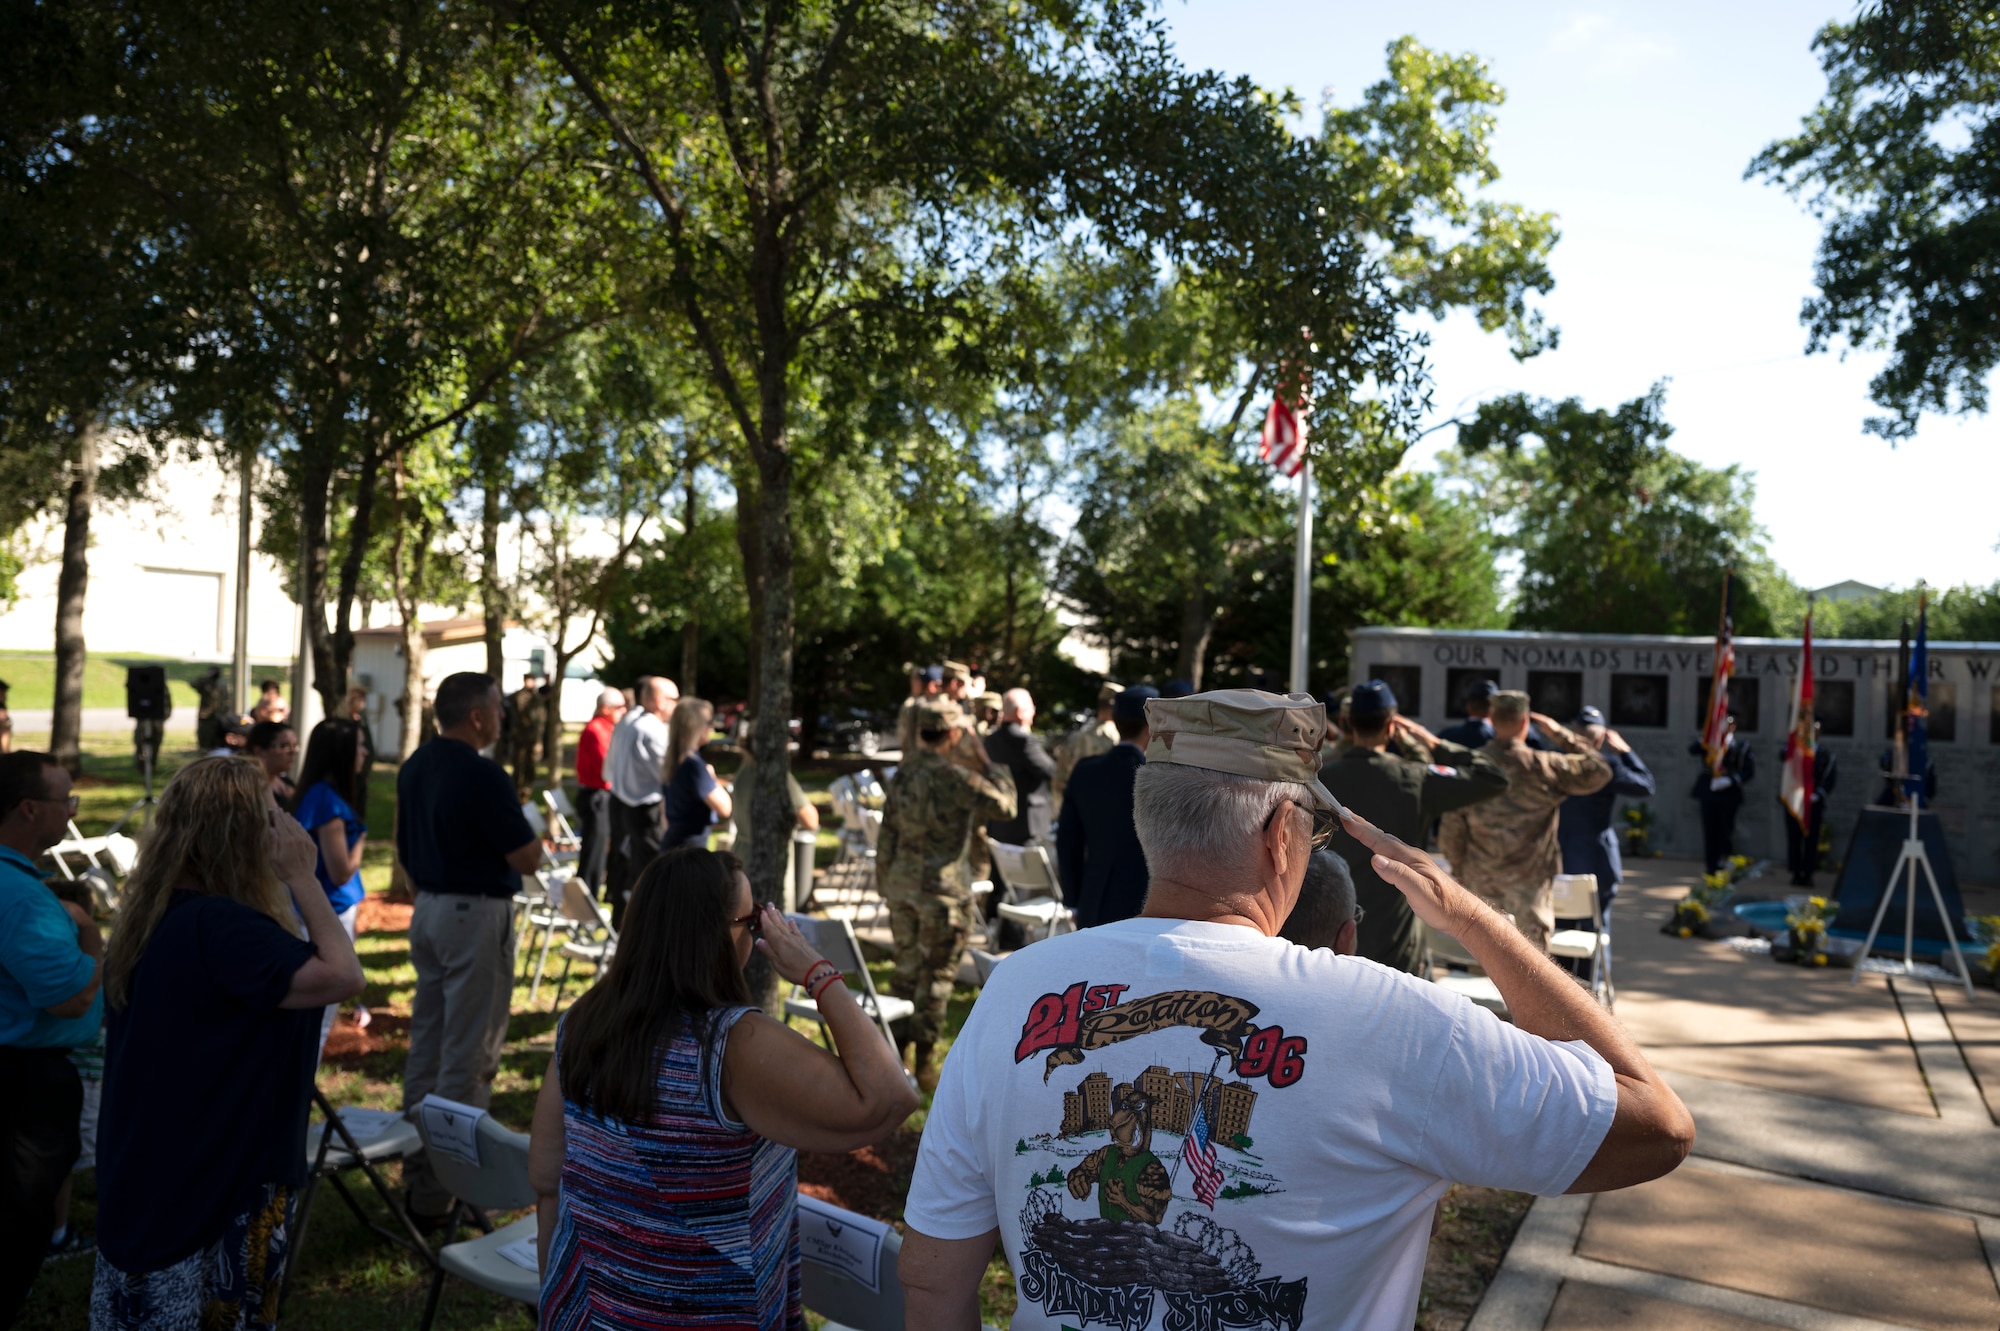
[295, 718, 363, 812]
[1113, 713, 1147, 742]
[245, 720, 295, 753]
[0, 750, 55, 824]
[434, 672, 497, 730]
[257, 679, 280, 693]
[918, 726, 949, 745]
[1279, 850, 1358, 951]
[558, 846, 752, 1122]
[1348, 707, 1391, 738]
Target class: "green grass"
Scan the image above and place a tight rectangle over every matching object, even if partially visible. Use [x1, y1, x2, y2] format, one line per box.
[17, 731, 1013, 1329]
[0, 648, 291, 712]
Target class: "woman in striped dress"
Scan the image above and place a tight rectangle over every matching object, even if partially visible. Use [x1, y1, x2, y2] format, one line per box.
[528, 847, 918, 1329]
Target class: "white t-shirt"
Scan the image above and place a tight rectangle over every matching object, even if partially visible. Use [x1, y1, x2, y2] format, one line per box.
[905, 917, 1616, 1331]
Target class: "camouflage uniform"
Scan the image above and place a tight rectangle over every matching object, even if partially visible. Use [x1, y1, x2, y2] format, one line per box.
[896, 694, 925, 755]
[877, 738, 1016, 1056]
[1439, 718, 1611, 951]
[509, 682, 545, 798]
[1052, 686, 1121, 805]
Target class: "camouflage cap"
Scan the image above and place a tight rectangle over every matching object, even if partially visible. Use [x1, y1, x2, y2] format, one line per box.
[941, 659, 973, 683]
[1142, 689, 1343, 813]
[916, 697, 967, 729]
[977, 691, 1004, 709]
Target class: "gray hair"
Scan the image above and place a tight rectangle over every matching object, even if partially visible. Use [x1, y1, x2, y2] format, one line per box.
[1279, 851, 1357, 951]
[1132, 763, 1317, 882]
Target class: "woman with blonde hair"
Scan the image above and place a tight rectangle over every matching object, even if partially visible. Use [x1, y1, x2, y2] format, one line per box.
[89, 757, 363, 1331]
[661, 696, 730, 850]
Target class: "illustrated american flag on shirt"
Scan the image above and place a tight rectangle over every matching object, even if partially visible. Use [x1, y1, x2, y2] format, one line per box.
[1181, 1086, 1224, 1207]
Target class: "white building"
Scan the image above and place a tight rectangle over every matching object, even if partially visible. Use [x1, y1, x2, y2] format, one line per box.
[0, 453, 615, 729]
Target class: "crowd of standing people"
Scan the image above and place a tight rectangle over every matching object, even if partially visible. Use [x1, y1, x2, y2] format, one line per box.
[0, 654, 1710, 1331]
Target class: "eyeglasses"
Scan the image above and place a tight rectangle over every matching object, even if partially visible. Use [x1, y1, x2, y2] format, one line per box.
[1349, 904, 1367, 926]
[730, 910, 762, 935]
[1263, 800, 1337, 850]
[34, 794, 81, 815]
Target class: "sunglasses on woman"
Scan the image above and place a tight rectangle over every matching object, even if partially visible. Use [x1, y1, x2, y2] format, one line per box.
[731, 910, 762, 935]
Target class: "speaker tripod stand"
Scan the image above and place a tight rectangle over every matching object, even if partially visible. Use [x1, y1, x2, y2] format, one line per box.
[106, 718, 162, 836]
[1849, 792, 1975, 1000]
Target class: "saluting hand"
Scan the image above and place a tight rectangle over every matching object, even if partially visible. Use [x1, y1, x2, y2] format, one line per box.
[752, 904, 830, 986]
[1338, 807, 1482, 938]
[268, 805, 320, 888]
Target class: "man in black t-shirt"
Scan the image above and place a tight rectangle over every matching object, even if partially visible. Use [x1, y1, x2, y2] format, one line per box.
[396, 672, 540, 1222]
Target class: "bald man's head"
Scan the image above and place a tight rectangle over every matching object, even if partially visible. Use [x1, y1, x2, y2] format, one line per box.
[1002, 688, 1035, 727]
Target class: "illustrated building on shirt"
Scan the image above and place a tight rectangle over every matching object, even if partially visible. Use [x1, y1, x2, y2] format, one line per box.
[1062, 1065, 1257, 1141]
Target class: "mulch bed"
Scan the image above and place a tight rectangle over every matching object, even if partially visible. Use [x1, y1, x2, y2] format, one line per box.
[1418, 1185, 1533, 1330]
[356, 896, 412, 934]
[797, 1129, 923, 1224]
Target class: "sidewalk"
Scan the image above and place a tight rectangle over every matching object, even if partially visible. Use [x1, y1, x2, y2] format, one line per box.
[1471, 860, 2000, 1331]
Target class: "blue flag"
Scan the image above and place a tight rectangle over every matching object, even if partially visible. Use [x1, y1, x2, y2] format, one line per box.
[1904, 600, 1929, 800]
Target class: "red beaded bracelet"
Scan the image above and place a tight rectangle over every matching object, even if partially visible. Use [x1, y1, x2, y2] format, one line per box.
[801, 961, 836, 993]
[810, 970, 846, 1004]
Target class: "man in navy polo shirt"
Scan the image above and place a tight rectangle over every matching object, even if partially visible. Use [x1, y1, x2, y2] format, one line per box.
[0, 751, 101, 1321]
[397, 673, 540, 1222]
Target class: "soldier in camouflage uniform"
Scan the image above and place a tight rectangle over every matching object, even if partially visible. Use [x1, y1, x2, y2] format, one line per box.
[896, 664, 940, 755]
[877, 696, 1016, 1089]
[509, 674, 546, 799]
[1052, 681, 1121, 805]
[1439, 691, 1611, 952]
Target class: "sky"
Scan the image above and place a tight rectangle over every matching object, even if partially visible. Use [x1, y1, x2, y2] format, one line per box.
[1159, 0, 2000, 592]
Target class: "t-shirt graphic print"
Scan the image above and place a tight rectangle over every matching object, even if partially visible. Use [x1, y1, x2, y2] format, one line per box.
[905, 918, 1617, 1331]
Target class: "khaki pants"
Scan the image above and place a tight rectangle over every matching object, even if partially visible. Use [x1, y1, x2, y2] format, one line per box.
[885, 887, 974, 1049]
[401, 892, 516, 1215]
[1471, 877, 1555, 953]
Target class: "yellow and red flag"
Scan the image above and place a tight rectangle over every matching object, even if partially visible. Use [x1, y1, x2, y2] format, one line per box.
[1780, 601, 1816, 827]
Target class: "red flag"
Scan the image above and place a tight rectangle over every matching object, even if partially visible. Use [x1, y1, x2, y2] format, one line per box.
[1701, 571, 1735, 777]
[1261, 397, 1307, 478]
[1781, 604, 1815, 828]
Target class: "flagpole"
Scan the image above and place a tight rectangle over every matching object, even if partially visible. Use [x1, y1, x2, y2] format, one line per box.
[1288, 451, 1312, 694]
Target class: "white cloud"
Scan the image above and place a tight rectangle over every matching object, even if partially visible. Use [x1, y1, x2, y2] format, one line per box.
[1547, 11, 1676, 77]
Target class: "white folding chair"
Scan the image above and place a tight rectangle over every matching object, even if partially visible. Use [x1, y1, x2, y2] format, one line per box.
[548, 878, 618, 1015]
[985, 838, 1073, 944]
[782, 913, 913, 1056]
[968, 949, 1005, 987]
[413, 1098, 539, 1331]
[1425, 928, 1510, 1020]
[1548, 872, 1612, 1008]
[799, 1193, 1002, 1331]
[540, 788, 581, 851]
[520, 800, 579, 868]
[518, 873, 581, 1003]
[283, 1095, 432, 1310]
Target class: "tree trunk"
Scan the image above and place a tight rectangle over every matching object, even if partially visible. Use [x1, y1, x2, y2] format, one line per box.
[743, 441, 795, 1015]
[482, 476, 505, 680]
[297, 455, 337, 717]
[1177, 587, 1213, 692]
[50, 419, 98, 776]
[681, 463, 699, 695]
[731, 460, 765, 715]
[545, 648, 570, 794]
[387, 475, 428, 904]
[329, 447, 384, 710]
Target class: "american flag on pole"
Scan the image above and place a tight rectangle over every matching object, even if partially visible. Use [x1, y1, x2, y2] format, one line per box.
[1180, 1087, 1223, 1207]
[1701, 571, 1736, 778]
[1780, 601, 1816, 828]
[1261, 396, 1307, 478]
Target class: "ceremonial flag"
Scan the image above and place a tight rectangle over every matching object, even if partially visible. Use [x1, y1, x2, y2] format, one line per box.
[1701, 571, 1736, 777]
[1905, 595, 1930, 801]
[1780, 601, 1816, 828]
[1180, 1087, 1223, 1207]
[1260, 396, 1306, 478]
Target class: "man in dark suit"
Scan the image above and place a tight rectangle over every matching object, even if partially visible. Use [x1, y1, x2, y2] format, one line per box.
[984, 688, 1057, 846]
[1688, 715, 1754, 872]
[1438, 678, 1498, 749]
[1055, 686, 1156, 928]
[1558, 706, 1656, 980]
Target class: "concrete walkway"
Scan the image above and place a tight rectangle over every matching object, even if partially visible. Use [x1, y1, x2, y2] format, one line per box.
[1470, 860, 2000, 1331]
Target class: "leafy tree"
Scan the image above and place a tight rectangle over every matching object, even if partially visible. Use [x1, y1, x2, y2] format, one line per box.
[1446, 384, 1784, 635]
[515, 1, 1424, 934]
[1774, 582, 2000, 641]
[1752, 2, 2000, 439]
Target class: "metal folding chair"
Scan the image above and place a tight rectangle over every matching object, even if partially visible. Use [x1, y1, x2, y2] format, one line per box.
[984, 838, 1073, 944]
[1548, 872, 1613, 1008]
[281, 1088, 434, 1312]
[413, 1098, 539, 1331]
[781, 913, 913, 1055]
[548, 878, 618, 1015]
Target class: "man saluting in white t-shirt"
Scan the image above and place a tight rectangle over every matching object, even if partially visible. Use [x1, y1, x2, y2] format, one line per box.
[900, 689, 1693, 1331]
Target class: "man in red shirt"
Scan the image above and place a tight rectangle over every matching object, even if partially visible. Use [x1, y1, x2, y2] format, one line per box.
[574, 687, 626, 891]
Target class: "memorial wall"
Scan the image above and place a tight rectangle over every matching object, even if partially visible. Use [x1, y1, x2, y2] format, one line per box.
[1347, 627, 2000, 884]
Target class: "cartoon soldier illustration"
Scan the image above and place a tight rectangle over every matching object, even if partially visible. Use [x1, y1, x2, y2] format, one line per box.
[1066, 1085, 1172, 1225]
